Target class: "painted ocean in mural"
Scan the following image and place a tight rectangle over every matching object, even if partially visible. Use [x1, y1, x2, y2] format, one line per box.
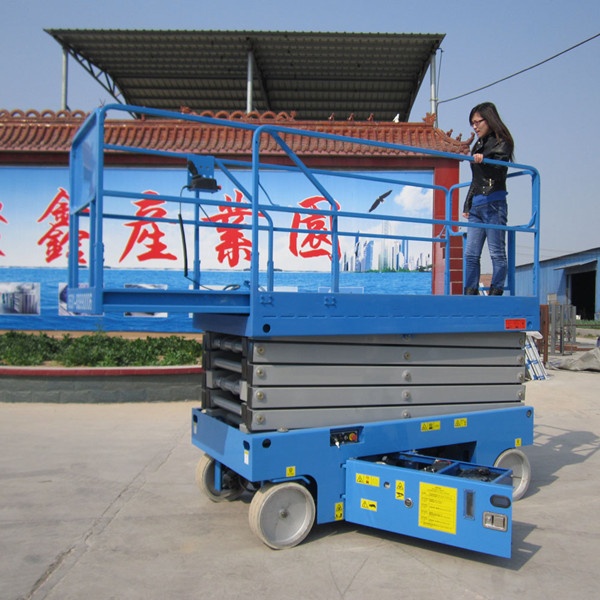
[0, 267, 431, 333]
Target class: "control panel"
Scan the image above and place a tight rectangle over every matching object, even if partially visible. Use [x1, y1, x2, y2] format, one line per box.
[330, 427, 362, 447]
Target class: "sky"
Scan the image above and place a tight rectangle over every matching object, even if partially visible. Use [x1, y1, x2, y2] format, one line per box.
[1, 0, 599, 266]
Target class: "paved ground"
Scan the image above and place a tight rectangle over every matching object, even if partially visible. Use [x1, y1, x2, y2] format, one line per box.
[1, 363, 599, 600]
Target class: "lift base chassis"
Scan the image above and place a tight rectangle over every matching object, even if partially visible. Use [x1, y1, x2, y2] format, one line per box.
[192, 404, 533, 558]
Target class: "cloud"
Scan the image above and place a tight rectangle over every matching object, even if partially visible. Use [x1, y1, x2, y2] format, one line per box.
[393, 187, 433, 216]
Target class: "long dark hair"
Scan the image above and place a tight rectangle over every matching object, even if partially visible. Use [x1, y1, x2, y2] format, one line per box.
[469, 102, 514, 160]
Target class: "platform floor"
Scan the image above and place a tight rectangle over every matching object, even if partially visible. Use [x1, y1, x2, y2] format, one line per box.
[1, 365, 599, 600]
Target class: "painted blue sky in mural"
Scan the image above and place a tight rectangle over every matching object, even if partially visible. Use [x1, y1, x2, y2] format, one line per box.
[0, 165, 435, 271]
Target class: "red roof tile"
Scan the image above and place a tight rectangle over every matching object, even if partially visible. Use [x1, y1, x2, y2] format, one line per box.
[0, 108, 472, 165]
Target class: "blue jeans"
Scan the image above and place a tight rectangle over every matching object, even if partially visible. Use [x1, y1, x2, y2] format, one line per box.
[464, 200, 508, 292]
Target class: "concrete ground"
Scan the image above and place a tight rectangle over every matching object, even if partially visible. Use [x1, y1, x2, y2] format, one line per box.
[1, 364, 599, 600]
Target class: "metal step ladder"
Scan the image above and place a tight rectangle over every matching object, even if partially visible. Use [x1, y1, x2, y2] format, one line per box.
[525, 333, 548, 380]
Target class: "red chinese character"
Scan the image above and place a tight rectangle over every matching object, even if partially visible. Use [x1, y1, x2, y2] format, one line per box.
[202, 189, 255, 267]
[119, 192, 177, 263]
[37, 187, 89, 264]
[0, 201, 8, 257]
[289, 196, 341, 260]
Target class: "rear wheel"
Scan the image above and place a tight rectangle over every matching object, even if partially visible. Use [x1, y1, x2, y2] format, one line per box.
[195, 454, 244, 502]
[249, 481, 316, 549]
[494, 448, 531, 501]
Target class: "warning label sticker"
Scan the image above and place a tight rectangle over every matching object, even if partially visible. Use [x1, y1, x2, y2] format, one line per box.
[420, 421, 441, 432]
[395, 480, 405, 501]
[360, 498, 378, 512]
[355, 473, 380, 487]
[418, 482, 457, 535]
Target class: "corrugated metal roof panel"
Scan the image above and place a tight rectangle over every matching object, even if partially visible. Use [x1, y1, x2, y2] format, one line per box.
[45, 29, 443, 121]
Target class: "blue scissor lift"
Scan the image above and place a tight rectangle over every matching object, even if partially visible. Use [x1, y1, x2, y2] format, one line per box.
[68, 105, 541, 558]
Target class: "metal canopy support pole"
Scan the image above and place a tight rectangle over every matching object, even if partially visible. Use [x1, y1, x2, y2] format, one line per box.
[247, 49, 254, 113]
[246, 41, 272, 113]
[61, 47, 69, 111]
[429, 52, 438, 127]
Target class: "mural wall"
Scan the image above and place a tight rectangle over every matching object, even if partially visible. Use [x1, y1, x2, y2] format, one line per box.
[0, 165, 434, 332]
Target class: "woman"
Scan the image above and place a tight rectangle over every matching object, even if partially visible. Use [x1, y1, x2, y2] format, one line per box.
[462, 102, 514, 296]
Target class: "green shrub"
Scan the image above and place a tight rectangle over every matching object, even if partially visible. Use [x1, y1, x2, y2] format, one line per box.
[578, 320, 600, 330]
[0, 331, 62, 366]
[0, 331, 202, 367]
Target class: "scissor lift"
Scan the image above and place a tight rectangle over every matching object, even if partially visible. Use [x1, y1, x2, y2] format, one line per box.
[68, 105, 541, 558]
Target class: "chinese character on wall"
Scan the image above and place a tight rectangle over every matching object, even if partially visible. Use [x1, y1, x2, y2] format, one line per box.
[37, 187, 90, 264]
[202, 189, 256, 268]
[119, 192, 177, 263]
[0, 201, 8, 257]
[289, 196, 341, 260]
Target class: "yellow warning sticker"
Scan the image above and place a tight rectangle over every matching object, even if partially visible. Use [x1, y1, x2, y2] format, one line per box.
[360, 498, 378, 512]
[395, 480, 405, 501]
[334, 502, 344, 521]
[418, 482, 457, 535]
[420, 420, 441, 432]
[355, 473, 380, 487]
[286, 466, 296, 477]
[454, 418, 468, 429]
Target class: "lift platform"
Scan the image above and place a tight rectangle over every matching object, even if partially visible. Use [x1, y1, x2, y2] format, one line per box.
[67, 105, 541, 558]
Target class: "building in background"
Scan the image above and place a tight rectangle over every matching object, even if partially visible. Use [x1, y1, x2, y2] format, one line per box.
[516, 247, 599, 320]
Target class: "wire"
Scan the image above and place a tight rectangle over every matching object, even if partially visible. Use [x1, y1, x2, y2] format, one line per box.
[438, 32, 600, 105]
[178, 210, 189, 278]
[178, 187, 210, 286]
[436, 48, 444, 97]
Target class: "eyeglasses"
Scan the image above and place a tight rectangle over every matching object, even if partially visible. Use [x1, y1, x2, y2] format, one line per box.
[471, 118, 486, 127]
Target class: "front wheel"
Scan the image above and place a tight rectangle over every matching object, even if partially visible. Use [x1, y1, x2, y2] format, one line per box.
[195, 454, 244, 502]
[249, 482, 316, 549]
[494, 448, 531, 501]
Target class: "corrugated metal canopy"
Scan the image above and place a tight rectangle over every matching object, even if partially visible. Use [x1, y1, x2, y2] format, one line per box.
[45, 29, 443, 121]
[554, 260, 598, 273]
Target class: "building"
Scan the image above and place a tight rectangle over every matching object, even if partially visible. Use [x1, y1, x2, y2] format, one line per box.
[516, 247, 600, 320]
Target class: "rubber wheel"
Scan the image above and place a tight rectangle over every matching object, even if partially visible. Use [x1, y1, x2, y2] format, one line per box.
[249, 482, 316, 549]
[494, 448, 532, 501]
[195, 454, 244, 502]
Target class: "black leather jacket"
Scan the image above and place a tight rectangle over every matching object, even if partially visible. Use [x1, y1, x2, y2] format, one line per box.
[463, 134, 513, 214]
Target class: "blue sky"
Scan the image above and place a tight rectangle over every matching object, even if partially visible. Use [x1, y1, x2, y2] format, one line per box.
[2, 0, 599, 265]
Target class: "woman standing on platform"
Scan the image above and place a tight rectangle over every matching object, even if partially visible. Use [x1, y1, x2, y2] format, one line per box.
[462, 102, 514, 296]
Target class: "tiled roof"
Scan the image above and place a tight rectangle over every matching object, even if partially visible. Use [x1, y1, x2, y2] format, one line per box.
[0, 109, 472, 164]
